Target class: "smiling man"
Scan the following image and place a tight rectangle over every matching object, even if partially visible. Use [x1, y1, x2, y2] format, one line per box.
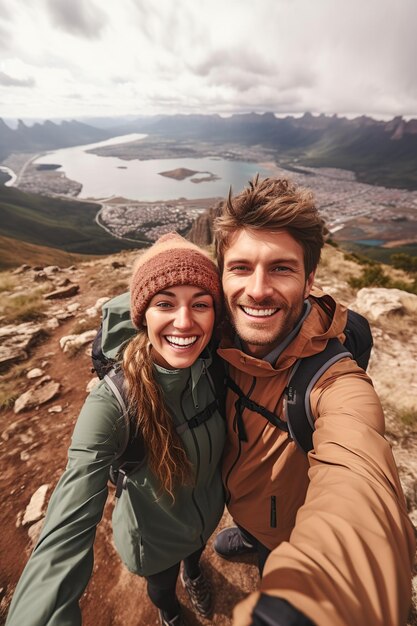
[213, 177, 415, 626]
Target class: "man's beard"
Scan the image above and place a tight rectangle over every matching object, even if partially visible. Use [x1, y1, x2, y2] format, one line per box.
[225, 295, 305, 353]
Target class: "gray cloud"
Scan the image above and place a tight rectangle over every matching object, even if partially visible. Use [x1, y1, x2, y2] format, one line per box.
[0, 23, 11, 51]
[0, 71, 35, 87]
[189, 47, 316, 96]
[190, 48, 275, 80]
[45, 0, 107, 38]
[0, 0, 11, 21]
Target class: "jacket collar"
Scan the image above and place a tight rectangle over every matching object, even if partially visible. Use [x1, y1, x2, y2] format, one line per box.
[219, 287, 347, 375]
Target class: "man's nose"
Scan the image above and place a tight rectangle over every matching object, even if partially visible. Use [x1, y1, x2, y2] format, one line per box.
[173, 305, 194, 330]
[245, 268, 274, 301]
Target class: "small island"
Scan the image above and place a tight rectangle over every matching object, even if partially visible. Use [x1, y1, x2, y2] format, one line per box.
[158, 167, 199, 180]
[35, 163, 61, 171]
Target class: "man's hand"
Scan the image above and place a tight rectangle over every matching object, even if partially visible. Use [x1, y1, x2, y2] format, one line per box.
[232, 591, 261, 626]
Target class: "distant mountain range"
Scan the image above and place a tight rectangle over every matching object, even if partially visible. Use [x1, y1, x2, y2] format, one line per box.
[115, 112, 417, 189]
[1, 112, 417, 189]
[0, 118, 112, 161]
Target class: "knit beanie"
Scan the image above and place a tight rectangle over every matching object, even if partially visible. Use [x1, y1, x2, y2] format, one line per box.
[130, 232, 222, 328]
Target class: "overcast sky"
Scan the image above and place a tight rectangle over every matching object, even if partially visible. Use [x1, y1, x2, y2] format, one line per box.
[0, 0, 416, 123]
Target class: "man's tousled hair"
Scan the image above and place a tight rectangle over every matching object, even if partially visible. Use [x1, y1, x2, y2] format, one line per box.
[214, 176, 325, 276]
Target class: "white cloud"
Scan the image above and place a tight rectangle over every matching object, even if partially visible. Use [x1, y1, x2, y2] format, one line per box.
[0, 0, 415, 120]
[0, 71, 35, 87]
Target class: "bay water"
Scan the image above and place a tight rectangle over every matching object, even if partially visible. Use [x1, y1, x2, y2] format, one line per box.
[34, 134, 272, 201]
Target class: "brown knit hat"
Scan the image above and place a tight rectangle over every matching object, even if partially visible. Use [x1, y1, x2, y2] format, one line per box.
[130, 232, 222, 328]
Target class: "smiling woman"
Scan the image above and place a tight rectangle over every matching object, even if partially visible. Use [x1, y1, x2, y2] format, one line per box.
[144, 285, 215, 370]
[5, 233, 226, 626]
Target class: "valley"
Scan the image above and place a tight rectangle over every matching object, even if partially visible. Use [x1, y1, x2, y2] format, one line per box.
[3, 136, 417, 254]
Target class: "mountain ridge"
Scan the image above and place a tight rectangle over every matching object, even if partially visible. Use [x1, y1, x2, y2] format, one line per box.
[2, 112, 417, 190]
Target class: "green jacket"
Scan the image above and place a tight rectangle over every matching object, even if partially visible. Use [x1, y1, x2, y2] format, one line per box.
[6, 294, 226, 626]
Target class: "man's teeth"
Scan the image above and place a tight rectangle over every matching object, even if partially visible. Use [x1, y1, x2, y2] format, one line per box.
[241, 306, 278, 317]
[166, 335, 198, 346]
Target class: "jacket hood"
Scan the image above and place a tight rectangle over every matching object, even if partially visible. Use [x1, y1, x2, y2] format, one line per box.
[101, 291, 137, 360]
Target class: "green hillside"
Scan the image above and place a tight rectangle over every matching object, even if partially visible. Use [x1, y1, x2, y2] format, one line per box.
[299, 125, 417, 189]
[0, 185, 140, 255]
[0, 234, 97, 271]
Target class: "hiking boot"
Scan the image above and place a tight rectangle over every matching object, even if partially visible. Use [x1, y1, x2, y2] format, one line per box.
[180, 568, 212, 618]
[158, 609, 186, 626]
[213, 526, 257, 559]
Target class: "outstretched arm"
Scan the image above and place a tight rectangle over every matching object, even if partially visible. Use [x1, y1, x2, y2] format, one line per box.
[235, 366, 415, 626]
[6, 382, 123, 626]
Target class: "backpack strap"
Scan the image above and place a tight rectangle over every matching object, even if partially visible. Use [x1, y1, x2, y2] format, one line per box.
[104, 368, 146, 497]
[175, 400, 220, 435]
[104, 364, 222, 496]
[103, 368, 130, 460]
[226, 375, 289, 442]
[284, 338, 352, 453]
[224, 340, 356, 452]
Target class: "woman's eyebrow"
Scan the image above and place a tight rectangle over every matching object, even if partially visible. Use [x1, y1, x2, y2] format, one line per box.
[192, 291, 210, 298]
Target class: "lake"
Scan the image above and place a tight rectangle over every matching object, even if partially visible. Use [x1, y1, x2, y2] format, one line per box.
[34, 134, 273, 202]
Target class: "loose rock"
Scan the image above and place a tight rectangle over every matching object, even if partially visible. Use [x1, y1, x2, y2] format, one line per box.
[43, 265, 60, 275]
[0, 322, 47, 371]
[14, 380, 60, 414]
[46, 317, 60, 330]
[86, 377, 100, 393]
[86, 297, 110, 317]
[44, 285, 80, 300]
[13, 264, 31, 274]
[60, 330, 97, 353]
[27, 368, 43, 379]
[48, 405, 63, 413]
[67, 302, 81, 313]
[22, 484, 49, 526]
[352, 287, 417, 321]
[28, 518, 45, 547]
[33, 271, 49, 282]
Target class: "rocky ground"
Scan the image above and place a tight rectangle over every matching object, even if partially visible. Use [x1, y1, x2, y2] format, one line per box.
[0, 245, 416, 626]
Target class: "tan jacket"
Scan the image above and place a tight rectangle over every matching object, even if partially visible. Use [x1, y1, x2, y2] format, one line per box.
[218, 288, 415, 626]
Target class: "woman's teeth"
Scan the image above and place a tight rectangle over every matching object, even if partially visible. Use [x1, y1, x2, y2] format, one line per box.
[166, 335, 198, 347]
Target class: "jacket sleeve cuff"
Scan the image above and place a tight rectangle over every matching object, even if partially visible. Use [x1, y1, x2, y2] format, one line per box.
[251, 594, 316, 626]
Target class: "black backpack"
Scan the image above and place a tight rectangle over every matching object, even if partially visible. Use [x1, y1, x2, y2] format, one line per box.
[225, 308, 373, 454]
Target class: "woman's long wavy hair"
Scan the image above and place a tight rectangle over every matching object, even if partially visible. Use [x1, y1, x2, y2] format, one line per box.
[122, 329, 191, 500]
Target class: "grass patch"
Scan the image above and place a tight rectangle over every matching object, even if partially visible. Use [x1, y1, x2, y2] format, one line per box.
[71, 313, 101, 335]
[87, 276, 129, 297]
[349, 263, 417, 295]
[343, 252, 375, 267]
[64, 339, 95, 358]
[349, 264, 391, 289]
[1, 289, 48, 323]
[398, 408, 417, 429]
[0, 273, 16, 293]
[0, 363, 30, 410]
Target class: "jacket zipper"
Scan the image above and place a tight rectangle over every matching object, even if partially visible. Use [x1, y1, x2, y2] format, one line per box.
[203, 422, 212, 464]
[202, 364, 213, 464]
[181, 387, 205, 542]
[270, 496, 277, 528]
